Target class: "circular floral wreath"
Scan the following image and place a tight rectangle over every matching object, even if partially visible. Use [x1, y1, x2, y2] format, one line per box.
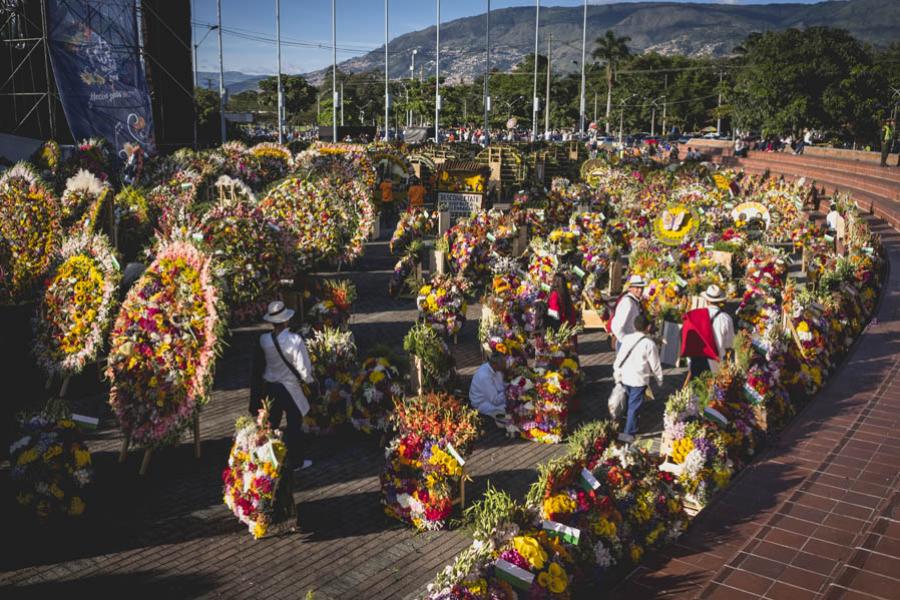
[653, 203, 699, 247]
[33, 232, 120, 378]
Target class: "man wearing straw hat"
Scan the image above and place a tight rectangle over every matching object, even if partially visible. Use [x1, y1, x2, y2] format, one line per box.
[609, 274, 647, 351]
[255, 301, 315, 473]
[681, 285, 735, 379]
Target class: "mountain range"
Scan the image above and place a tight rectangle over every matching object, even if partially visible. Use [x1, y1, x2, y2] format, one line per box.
[202, 0, 900, 90]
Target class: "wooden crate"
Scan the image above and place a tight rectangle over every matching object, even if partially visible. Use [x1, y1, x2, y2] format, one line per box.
[582, 308, 606, 330]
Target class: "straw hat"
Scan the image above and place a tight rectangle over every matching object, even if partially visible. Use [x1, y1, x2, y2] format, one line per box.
[263, 300, 295, 324]
[626, 274, 647, 288]
[701, 285, 726, 304]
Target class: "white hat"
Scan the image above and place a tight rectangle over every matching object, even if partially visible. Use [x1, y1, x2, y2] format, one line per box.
[626, 274, 647, 288]
[263, 300, 295, 324]
[702, 285, 726, 303]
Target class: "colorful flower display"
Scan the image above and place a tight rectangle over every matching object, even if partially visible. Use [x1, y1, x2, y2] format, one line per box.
[391, 208, 436, 255]
[0, 163, 62, 304]
[350, 355, 404, 433]
[222, 407, 293, 539]
[33, 233, 120, 378]
[60, 169, 110, 231]
[304, 278, 357, 332]
[381, 393, 480, 530]
[418, 274, 471, 337]
[107, 241, 222, 448]
[9, 413, 93, 520]
[200, 200, 290, 323]
[304, 326, 358, 434]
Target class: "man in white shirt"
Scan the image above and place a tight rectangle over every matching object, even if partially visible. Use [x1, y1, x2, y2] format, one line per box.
[469, 355, 507, 422]
[613, 314, 662, 440]
[703, 285, 735, 374]
[258, 301, 315, 472]
[610, 275, 647, 350]
[826, 204, 840, 232]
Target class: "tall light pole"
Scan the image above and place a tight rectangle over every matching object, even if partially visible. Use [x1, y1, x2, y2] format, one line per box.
[384, 0, 390, 142]
[483, 0, 491, 145]
[716, 69, 723, 137]
[531, 0, 540, 142]
[192, 23, 218, 149]
[578, 0, 588, 138]
[275, 0, 283, 143]
[544, 33, 551, 140]
[216, 0, 226, 143]
[435, 0, 440, 144]
[332, 0, 337, 142]
[409, 49, 417, 126]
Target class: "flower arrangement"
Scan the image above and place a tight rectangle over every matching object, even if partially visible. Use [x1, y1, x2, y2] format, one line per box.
[304, 326, 358, 434]
[60, 169, 110, 231]
[248, 142, 293, 184]
[112, 186, 153, 262]
[403, 321, 457, 392]
[653, 204, 699, 247]
[200, 200, 291, 323]
[381, 393, 480, 530]
[64, 137, 110, 181]
[33, 233, 120, 378]
[107, 241, 223, 448]
[418, 273, 471, 337]
[304, 278, 357, 332]
[216, 141, 262, 188]
[390, 208, 436, 255]
[260, 177, 360, 270]
[350, 353, 404, 433]
[222, 405, 293, 539]
[0, 163, 62, 304]
[9, 412, 93, 520]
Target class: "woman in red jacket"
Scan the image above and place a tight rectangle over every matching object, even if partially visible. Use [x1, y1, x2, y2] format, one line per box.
[547, 274, 578, 334]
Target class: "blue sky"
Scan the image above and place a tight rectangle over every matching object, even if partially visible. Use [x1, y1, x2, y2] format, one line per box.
[191, 0, 827, 75]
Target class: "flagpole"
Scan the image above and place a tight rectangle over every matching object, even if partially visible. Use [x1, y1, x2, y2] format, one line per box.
[332, 0, 337, 142]
[532, 0, 540, 143]
[579, 0, 587, 138]
[217, 0, 226, 142]
[276, 0, 283, 143]
[384, 0, 390, 142]
[435, 0, 440, 144]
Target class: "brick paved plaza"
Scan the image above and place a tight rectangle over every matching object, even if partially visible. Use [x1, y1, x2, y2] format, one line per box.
[3, 193, 900, 600]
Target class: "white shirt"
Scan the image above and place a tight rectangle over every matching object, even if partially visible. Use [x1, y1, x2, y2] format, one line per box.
[469, 362, 506, 416]
[826, 210, 840, 231]
[260, 329, 315, 416]
[614, 332, 663, 388]
[610, 293, 642, 341]
[707, 306, 735, 372]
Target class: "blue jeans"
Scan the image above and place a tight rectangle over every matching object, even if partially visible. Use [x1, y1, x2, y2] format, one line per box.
[623, 384, 646, 436]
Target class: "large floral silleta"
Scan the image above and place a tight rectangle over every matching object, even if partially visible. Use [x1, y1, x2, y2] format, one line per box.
[107, 241, 223, 448]
[33, 232, 120, 378]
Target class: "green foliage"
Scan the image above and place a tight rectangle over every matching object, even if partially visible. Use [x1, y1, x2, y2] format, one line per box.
[731, 27, 889, 143]
[463, 484, 521, 541]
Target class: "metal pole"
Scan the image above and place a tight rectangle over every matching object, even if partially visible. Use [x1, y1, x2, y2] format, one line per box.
[483, 0, 490, 145]
[544, 33, 551, 139]
[578, 0, 587, 138]
[651, 104, 656, 137]
[593, 92, 597, 124]
[340, 81, 344, 126]
[276, 0, 283, 143]
[435, 0, 440, 144]
[193, 42, 199, 148]
[332, 0, 337, 142]
[716, 70, 723, 137]
[384, 0, 389, 142]
[40, 0, 56, 139]
[662, 74, 668, 136]
[531, 0, 539, 142]
[217, 0, 226, 143]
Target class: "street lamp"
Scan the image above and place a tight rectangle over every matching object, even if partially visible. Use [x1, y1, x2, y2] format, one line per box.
[192, 23, 218, 148]
[650, 96, 666, 137]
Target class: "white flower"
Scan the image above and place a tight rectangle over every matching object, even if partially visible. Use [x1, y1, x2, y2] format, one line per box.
[683, 449, 705, 478]
[594, 541, 614, 568]
[9, 435, 31, 454]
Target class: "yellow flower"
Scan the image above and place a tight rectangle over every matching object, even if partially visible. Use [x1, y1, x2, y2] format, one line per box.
[68, 496, 86, 516]
[42, 444, 63, 462]
[49, 483, 65, 499]
[543, 493, 576, 518]
[797, 321, 810, 333]
[630, 545, 643, 563]
[592, 516, 617, 538]
[513, 536, 547, 570]
[369, 370, 386, 384]
[465, 579, 487, 596]
[252, 520, 268, 539]
[537, 562, 568, 594]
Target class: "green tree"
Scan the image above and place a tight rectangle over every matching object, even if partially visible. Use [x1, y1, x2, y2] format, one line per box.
[732, 27, 888, 144]
[592, 30, 631, 134]
[259, 75, 317, 126]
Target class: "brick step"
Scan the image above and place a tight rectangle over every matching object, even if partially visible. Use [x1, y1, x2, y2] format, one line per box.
[731, 153, 900, 190]
[725, 156, 900, 198]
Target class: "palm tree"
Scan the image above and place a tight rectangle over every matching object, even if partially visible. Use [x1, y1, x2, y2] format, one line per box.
[592, 30, 631, 134]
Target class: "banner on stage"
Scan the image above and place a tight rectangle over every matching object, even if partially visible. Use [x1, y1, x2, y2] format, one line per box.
[46, 0, 156, 158]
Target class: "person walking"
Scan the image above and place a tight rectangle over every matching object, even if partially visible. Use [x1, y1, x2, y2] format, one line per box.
[881, 119, 895, 167]
[680, 285, 734, 380]
[609, 275, 647, 350]
[251, 301, 316, 474]
[613, 314, 663, 442]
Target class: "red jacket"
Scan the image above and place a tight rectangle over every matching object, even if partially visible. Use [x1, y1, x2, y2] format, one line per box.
[681, 308, 719, 361]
